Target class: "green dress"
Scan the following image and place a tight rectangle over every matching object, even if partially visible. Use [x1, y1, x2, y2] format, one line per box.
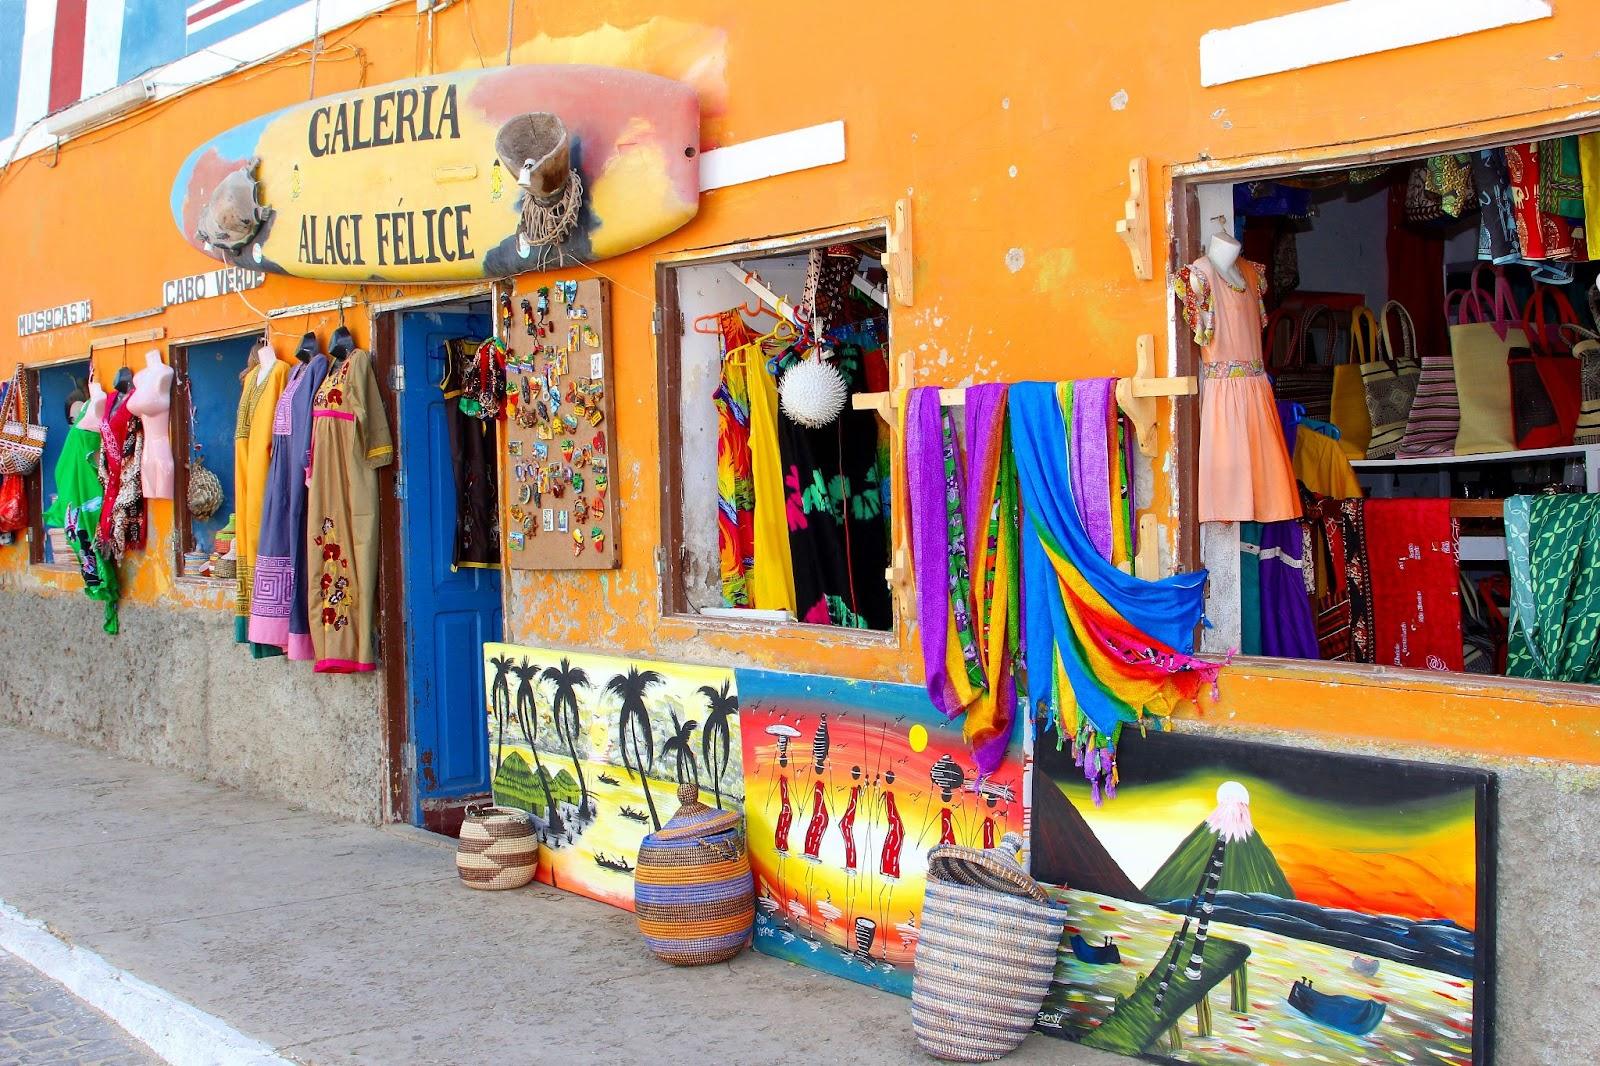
[42, 413, 120, 634]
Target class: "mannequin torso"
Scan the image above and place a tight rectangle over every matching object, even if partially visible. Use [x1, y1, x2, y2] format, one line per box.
[79, 383, 107, 433]
[127, 350, 175, 499]
[1205, 232, 1245, 289]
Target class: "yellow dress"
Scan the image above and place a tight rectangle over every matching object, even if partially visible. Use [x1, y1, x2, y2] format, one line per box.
[234, 358, 289, 653]
[742, 339, 796, 615]
[1293, 426, 1362, 500]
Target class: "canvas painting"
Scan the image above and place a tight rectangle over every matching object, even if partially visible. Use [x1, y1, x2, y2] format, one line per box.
[736, 668, 1030, 997]
[1029, 727, 1495, 1066]
[482, 643, 742, 911]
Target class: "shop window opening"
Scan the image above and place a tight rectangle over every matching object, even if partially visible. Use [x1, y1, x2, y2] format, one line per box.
[1178, 133, 1600, 689]
[658, 230, 895, 632]
[171, 334, 258, 580]
[25, 359, 91, 567]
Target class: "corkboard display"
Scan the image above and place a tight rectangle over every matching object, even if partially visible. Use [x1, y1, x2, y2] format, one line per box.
[502, 277, 618, 570]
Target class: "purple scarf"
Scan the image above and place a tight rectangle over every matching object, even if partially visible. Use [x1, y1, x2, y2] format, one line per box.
[908, 386, 961, 716]
[1070, 377, 1115, 561]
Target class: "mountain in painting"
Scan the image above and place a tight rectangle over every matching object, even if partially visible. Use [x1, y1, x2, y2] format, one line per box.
[1142, 818, 1294, 901]
[1032, 777, 1148, 901]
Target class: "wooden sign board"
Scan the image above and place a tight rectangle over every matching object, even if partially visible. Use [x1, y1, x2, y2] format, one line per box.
[502, 276, 618, 570]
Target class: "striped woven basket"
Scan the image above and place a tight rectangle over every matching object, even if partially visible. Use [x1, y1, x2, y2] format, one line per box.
[634, 782, 755, 966]
[911, 832, 1065, 1062]
[456, 804, 538, 890]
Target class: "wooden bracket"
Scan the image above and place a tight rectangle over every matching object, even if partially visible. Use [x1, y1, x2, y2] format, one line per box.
[88, 326, 166, 350]
[888, 197, 913, 306]
[1115, 157, 1152, 281]
[1133, 513, 1160, 581]
[1115, 334, 1197, 458]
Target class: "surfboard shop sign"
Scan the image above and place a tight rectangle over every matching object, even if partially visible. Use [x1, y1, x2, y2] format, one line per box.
[170, 66, 701, 284]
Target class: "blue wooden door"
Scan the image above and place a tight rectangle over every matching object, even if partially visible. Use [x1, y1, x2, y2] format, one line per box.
[397, 309, 501, 822]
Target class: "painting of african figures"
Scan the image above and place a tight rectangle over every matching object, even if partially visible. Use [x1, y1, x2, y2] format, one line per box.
[482, 644, 742, 911]
[736, 668, 1030, 997]
[1029, 727, 1495, 1066]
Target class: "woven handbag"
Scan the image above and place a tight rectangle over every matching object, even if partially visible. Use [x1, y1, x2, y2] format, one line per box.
[1452, 266, 1526, 456]
[1361, 301, 1422, 459]
[0, 367, 47, 476]
[187, 446, 224, 521]
[1271, 304, 1341, 420]
[1564, 320, 1600, 445]
[1330, 306, 1378, 457]
[1398, 288, 1471, 458]
[911, 832, 1064, 1062]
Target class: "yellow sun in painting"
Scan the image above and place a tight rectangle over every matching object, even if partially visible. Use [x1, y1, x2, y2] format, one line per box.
[588, 718, 610, 751]
[908, 724, 929, 753]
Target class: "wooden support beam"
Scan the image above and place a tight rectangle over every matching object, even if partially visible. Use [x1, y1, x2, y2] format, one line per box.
[888, 197, 913, 306]
[1116, 334, 1198, 458]
[1134, 513, 1161, 581]
[88, 327, 165, 350]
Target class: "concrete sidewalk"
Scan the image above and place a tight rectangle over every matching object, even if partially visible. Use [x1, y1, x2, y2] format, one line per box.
[0, 722, 1120, 1065]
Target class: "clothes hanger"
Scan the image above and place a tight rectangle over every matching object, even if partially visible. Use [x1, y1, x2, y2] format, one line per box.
[691, 302, 779, 334]
[114, 342, 134, 393]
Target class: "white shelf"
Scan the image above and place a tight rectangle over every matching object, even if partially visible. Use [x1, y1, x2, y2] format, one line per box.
[1459, 536, 1508, 563]
[1351, 444, 1600, 469]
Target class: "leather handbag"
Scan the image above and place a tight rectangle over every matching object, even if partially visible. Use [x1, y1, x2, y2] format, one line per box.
[1361, 301, 1422, 459]
[1452, 265, 1526, 456]
[1330, 305, 1378, 458]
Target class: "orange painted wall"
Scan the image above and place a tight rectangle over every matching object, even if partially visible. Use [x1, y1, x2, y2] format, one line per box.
[4, 1, 1600, 763]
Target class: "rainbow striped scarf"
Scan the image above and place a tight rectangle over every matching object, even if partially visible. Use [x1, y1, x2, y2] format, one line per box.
[1010, 381, 1219, 802]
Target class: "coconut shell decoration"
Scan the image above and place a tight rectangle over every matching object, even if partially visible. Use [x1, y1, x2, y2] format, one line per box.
[495, 112, 583, 267]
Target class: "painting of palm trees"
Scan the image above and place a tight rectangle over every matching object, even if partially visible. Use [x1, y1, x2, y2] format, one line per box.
[699, 681, 738, 807]
[488, 653, 514, 776]
[482, 643, 741, 913]
[543, 657, 594, 821]
[512, 657, 562, 837]
[662, 712, 699, 785]
[609, 666, 666, 830]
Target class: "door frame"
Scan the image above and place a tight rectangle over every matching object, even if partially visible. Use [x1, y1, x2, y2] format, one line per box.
[370, 282, 498, 827]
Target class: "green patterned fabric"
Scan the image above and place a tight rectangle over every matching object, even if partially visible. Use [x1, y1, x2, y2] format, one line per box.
[1506, 494, 1600, 683]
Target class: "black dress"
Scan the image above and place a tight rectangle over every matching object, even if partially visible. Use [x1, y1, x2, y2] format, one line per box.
[442, 338, 501, 569]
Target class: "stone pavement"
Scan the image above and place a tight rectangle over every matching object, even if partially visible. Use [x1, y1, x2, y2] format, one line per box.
[0, 949, 160, 1066]
[0, 722, 1124, 1066]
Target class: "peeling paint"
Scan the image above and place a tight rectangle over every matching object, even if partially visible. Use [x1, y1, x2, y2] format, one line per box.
[1031, 248, 1077, 296]
[1110, 89, 1129, 111]
[1007, 165, 1018, 178]
[1004, 247, 1025, 273]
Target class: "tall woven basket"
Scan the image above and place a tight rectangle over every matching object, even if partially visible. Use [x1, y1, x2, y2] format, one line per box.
[634, 782, 755, 965]
[456, 805, 538, 890]
[911, 832, 1065, 1062]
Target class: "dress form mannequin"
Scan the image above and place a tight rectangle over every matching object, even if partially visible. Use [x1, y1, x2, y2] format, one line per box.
[1206, 231, 1245, 288]
[255, 338, 277, 385]
[79, 382, 107, 433]
[127, 349, 175, 499]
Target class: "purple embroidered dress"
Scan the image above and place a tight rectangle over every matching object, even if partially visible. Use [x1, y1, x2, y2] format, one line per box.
[248, 357, 329, 658]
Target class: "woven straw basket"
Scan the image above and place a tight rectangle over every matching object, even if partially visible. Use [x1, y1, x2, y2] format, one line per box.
[456, 804, 538, 890]
[911, 832, 1064, 1062]
[634, 782, 755, 965]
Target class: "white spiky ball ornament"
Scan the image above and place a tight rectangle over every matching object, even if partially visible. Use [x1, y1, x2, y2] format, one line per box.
[779, 353, 849, 428]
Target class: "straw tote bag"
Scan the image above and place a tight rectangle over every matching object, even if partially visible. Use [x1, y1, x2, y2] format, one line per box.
[1510, 284, 1582, 450]
[1398, 290, 1469, 458]
[0, 367, 47, 476]
[1362, 301, 1422, 459]
[1452, 266, 1526, 456]
[1330, 305, 1379, 458]
[1566, 316, 1600, 445]
[1271, 304, 1341, 420]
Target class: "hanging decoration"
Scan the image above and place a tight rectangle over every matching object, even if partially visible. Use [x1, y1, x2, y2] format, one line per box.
[777, 357, 849, 428]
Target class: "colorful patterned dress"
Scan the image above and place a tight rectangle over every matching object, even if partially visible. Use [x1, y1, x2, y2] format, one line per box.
[306, 348, 393, 673]
[441, 339, 500, 570]
[235, 358, 289, 656]
[43, 411, 120, 634]
[248, 356, 329, 656]
[94, 389, 145, 562]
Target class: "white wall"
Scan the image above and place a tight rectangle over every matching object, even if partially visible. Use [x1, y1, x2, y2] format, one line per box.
[1294, 187, 1390, 310]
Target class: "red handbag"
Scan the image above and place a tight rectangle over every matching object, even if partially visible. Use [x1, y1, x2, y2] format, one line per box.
[0, 474, 27, 533]
[1511, 285, 1583, 449]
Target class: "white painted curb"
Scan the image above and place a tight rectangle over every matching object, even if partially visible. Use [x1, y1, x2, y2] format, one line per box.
[0, 899, 293, 1066]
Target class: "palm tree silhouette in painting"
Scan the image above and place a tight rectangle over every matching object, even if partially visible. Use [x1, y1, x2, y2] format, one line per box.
[698, 681, 737, 808]
[542, 657, 594, 822]
[488, 653, 514, 776]
[662, 712, 700, 787]
[608, 667, 665, 830]
[513, 658, 563, 838]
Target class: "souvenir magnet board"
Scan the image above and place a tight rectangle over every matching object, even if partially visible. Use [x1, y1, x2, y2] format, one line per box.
[503, 276, 618, 570]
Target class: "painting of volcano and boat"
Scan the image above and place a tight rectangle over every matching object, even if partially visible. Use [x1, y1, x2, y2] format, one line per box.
[1030, 729, 1495, 1066]
[482, 644, 742, 911]
[736, 668, 1030, 997]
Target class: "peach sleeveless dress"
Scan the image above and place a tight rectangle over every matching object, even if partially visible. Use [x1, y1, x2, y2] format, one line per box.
[1174, 257, 1300, 523]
